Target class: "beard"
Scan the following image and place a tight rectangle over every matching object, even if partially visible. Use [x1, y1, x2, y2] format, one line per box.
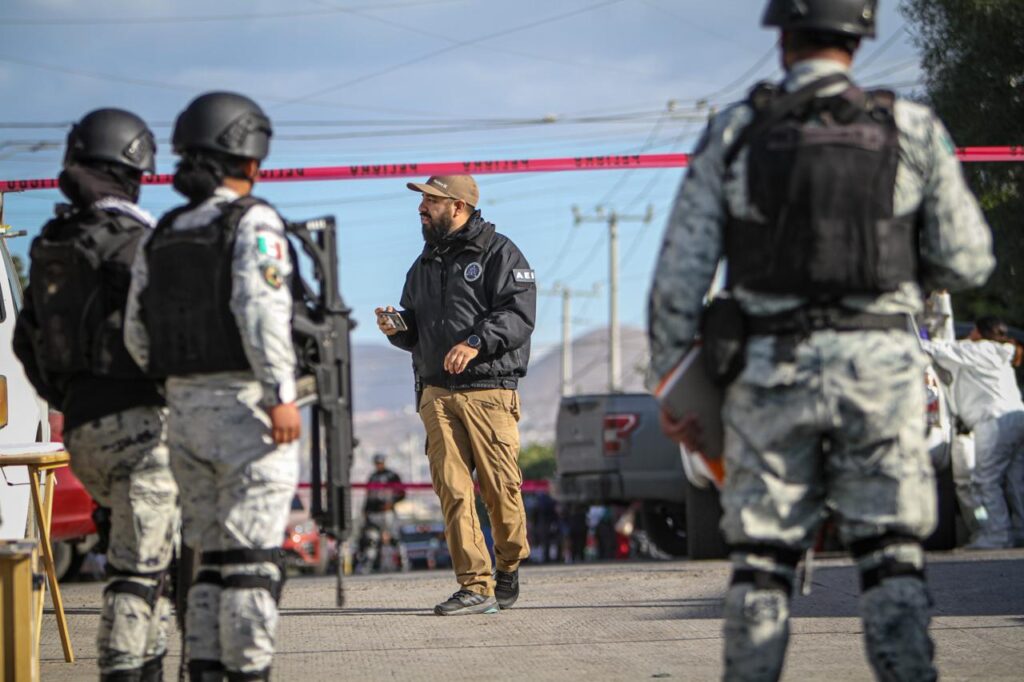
[421, 211, 454, 245]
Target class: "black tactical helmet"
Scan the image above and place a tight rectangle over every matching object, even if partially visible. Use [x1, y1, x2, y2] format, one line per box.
[172, 91, 272, 161]
[762, 0, 877, 39]
[64, 108, 156, 173]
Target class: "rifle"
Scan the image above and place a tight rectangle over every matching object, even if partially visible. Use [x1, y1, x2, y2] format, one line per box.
[287, 215, 356, 607]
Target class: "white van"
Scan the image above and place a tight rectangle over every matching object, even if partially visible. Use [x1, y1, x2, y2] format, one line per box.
[0, 227, 53, 539]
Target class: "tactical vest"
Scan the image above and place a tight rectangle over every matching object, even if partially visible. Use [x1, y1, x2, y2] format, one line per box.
[28, 207, 148, 378]
[725, 81, 918, 298]
[142, 196, 271, 376]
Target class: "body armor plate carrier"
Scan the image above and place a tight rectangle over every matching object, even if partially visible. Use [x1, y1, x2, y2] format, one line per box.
[725, 82, 917, 297]
[28, 208, 148, 378]
[141, 196, 271, 376]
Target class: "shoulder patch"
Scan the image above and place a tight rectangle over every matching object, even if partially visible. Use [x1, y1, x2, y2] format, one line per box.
[256, 230, 286, 261]
[513, 269, 536, 284]
[262, 263, 284, 289]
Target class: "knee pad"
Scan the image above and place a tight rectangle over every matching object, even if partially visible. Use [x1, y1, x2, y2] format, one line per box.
[104, 567, 168, 610]
[202, 548, 286, 604]
[850, 534, 926, 592]
[729, 543, 802, 596]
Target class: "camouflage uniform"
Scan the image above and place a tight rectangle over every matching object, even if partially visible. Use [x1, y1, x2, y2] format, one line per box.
[648, 59, 994, 681]
[64, 406, 177, 676]
[126, 188, 298, 677]
[14, 193, 178, 680]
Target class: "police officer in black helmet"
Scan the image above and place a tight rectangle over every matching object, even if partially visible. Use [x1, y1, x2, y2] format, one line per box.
[14, 109, 179, 681]
[650, 1, 994, 680]
[125, 93, 300, 681]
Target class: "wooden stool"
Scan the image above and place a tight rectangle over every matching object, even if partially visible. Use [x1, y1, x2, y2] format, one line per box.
[0, 448, 74, 663]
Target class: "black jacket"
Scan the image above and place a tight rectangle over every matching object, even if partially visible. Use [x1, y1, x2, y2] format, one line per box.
[13, 205, 164, 431]
[364, 468, 406, 513]
[389, 212, 536, 389]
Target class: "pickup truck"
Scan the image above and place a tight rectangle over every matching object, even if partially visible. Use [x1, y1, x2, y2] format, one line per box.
[554, 392, 729, 559]
[554, 368, 960, 559]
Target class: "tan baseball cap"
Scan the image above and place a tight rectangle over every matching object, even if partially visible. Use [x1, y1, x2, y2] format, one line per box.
[406, 174, 479, 206]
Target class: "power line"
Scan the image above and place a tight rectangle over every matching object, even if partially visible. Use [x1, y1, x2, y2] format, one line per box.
[275, 0, 629, 107]
[2, 0, 465, 26]
[0, 54, 448, 118]
[307, 0, 653, 78]
[854, 22, 909, 72]
[640, 0, 767, 56]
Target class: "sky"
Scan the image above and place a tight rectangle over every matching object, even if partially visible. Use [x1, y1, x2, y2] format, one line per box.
[0, 0, 925, 356]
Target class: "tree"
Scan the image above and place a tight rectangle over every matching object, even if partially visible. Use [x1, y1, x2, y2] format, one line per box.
[11, 254, 28, 291]
[519, 443, 556, 481]
[901, 0, 1024, 328]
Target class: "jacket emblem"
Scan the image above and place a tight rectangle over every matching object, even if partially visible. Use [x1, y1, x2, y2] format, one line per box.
[464, 261, 483, 282]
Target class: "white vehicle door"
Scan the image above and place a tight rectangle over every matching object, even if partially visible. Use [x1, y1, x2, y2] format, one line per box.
[0, 236, 52, 539]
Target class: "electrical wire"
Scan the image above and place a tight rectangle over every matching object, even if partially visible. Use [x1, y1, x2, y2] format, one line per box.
[306, 0, 653, 78]
[1, 0, 466, 26]
[275, 0, 629, 107]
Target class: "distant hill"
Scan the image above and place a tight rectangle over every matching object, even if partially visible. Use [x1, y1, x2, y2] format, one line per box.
[517, 326, 650, 443]
[349, 327, 650, 459]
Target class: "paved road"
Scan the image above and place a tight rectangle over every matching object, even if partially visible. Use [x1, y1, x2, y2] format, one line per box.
[41, 549, 1024, 681]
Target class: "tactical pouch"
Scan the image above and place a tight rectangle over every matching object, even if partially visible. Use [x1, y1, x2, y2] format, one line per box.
[701, 296, 747, 386]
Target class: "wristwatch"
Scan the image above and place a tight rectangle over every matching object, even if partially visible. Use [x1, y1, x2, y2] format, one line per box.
[466, 334, 482, 349]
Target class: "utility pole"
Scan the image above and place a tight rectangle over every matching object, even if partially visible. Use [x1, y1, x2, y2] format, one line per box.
[571, 205, 654, 393]
[540, 283, 600, 396]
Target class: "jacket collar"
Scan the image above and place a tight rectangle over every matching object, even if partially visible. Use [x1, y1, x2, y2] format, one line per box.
[420, 210, 495, 261]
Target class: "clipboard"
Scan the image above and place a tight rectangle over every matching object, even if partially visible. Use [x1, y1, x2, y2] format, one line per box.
[652, 343, 726, 488]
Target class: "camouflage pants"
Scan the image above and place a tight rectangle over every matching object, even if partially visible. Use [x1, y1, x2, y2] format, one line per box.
[720, 331, 937, 682]
[166, 373, 299, 676]
[65, 406, 178, 675]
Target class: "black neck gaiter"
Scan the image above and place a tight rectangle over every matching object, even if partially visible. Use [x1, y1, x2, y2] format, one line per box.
[58, 164, 139, 208]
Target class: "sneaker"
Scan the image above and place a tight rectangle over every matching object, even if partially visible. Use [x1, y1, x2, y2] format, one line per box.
[494, 569, 519, 610]
[434, 590, 498, 616]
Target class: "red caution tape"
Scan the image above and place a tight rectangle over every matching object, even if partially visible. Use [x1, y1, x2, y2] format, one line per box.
[1, 148, 1020, 193]
[303, 480, 551, 493]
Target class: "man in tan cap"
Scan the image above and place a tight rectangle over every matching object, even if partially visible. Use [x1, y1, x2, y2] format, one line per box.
[376, 174, 537, 615]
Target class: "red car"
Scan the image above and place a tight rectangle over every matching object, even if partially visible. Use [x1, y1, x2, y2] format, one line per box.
[282, 493, 335, 575]
[48, 411, 101, 580]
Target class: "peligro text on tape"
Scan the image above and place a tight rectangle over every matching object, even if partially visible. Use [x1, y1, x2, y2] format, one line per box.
[0, 148, 1019, 193]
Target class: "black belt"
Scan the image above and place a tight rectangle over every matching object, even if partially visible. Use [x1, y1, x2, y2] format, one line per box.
[747, 307, 910, 337]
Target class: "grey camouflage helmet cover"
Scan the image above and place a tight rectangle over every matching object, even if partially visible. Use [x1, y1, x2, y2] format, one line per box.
[172, 91, 272, 161]
[64, 108, 156, 173]
[762, 0, 877, 39]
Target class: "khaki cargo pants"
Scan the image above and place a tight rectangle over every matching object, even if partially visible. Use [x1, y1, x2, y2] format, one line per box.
[419, 386, 530, 596]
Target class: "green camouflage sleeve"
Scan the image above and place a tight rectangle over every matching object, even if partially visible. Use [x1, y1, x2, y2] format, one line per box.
[908, 105, 995, 291]
[647, 110, 740, 383]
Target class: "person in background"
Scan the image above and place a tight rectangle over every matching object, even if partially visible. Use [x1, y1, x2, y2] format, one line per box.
[924, 316, 1024, 548]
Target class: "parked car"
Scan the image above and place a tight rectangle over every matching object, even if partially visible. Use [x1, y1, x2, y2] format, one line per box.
[283, 493, 334, 575]
[398, 521, 450, 570]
